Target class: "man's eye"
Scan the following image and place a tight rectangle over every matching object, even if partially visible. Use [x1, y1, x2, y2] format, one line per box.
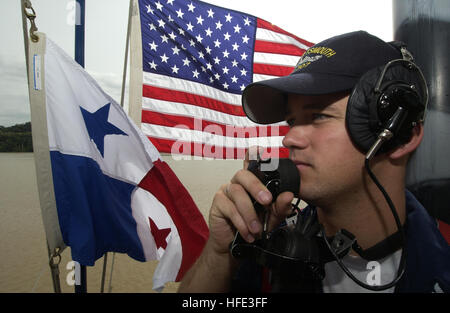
[312, 113, 330, 121]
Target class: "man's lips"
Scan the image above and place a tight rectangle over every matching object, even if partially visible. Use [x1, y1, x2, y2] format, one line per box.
[292, 160, 312, 167]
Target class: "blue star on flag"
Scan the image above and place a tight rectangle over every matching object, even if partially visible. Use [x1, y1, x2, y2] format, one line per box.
[80, 103, 127, 157]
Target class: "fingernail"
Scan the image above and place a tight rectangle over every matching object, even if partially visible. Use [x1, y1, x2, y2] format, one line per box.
[250, 220, 261, 233]
[247, 234, 255, 243]
[257, 190, 272, 204]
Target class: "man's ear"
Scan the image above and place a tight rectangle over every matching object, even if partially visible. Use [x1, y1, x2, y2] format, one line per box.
[389, 123, 424, 160]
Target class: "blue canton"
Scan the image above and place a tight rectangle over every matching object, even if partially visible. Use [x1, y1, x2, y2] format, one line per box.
[139, 0, 257, 94]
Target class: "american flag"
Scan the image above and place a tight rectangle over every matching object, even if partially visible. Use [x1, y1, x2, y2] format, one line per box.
[137, 0, 313, 159]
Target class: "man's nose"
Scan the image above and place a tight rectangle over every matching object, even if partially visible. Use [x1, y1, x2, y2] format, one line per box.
[282, 126, 310, 150]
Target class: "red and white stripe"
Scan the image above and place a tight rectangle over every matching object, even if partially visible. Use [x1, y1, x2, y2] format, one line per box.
[141, 18, 313, 159]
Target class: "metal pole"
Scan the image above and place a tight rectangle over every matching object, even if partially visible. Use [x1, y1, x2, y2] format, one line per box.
[100, 253, 108, 293]
[75, 0, 85, 67]
[394, 0, 450, 226]
[74, 0, 87, 293]
[120, 0, 134, 108]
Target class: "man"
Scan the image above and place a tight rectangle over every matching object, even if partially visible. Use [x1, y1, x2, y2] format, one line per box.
[178, 31, 450, 293]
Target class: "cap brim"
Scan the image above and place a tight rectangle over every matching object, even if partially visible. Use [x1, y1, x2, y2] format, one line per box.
[242, 73, 357, 124]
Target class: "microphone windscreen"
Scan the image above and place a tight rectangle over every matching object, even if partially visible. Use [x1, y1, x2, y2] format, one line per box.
[277, 158, 300, 197]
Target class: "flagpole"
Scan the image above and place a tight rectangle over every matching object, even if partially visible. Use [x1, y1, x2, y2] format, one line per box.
[120, 0, 133, 109]
[74, 0, 87, 293]
[75, 0, 85, 67]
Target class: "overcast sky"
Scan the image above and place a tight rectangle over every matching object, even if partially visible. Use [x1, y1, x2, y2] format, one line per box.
[0, 0, 393, 127]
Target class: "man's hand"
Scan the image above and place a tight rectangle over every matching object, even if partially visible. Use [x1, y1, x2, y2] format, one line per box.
[178, 148, 295, 292]
[208, 148, 295, 255]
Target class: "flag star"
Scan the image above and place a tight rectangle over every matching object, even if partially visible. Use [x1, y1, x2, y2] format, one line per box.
[207, 8, 215, 18]
[182, 57, 191, 66]
[240, 68, 247, 76]
[196, 15, 204, 25]
[178, 28, 185, 35]
[80, 103, 127, 158]
[231, 75, 238, 83]
[172, 46, 180, 55]
[223, 32, 231, 41]
[171, 64, 179, 74]
[157, 19, 166, 28]
[242, 35, 250, 44]
[209, 77, 214, 83]
[206, 62, 213, 70]
[189, 39, 196, 47]
[192, 69, 200, 78]
[149, 60, 158, 70]
[186, 22, 194, 31]
[201, 66, 207, 72]
[148, 23, 156, 31]
[225, 13, 233, 22]
[215, 20, 223, 30]
[187, 2, 196, 12]
[191, 55, 197, 62]
[205, 27, 213, 37]
[214, 73, 221, 80]
[231, 59, 238, 67]
[196, 34, 204, 43]
[160, 53, 169, 63]
[222, 49, 230, 58]
[155, 1, 163, 11]
[160, 34, 169, 43]
[233, 24, 241, 33]
[176, 8, 184, 18]
[232, 42, 240, 51]
[222, 66, 230, 74]
[146, 5, 154, 14]
[240, 84, 246, 91]
[223, 82, 229, 89]
[149, 41, 158, 51]
[213, 56, 221, 64]
[205, 46, 212, 54]
[198, 51, 205, 59]
[167, 0, 174, 5]
[149, 217, 171, 250]
[168, 31, 177, 41]
[240, 52, 248, 60]
[244, 17, 251, 26]
[213, 39, 221, 48]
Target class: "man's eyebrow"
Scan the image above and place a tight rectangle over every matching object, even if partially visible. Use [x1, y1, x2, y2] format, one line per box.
[302, 102, 342, 114]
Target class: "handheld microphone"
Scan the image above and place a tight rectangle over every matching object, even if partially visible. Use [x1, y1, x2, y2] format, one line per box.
[246, 158, 300, 237]
[231, 158, 326, 292]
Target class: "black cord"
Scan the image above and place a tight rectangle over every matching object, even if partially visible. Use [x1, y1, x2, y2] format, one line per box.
[321, 158, 406, 291]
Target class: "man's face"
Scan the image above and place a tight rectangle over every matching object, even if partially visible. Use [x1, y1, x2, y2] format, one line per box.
[282, 93, 366, 205]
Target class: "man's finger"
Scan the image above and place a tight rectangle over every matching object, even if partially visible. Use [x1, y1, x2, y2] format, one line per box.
[231, 169, 272, 206]
[243, 146, 264, 170]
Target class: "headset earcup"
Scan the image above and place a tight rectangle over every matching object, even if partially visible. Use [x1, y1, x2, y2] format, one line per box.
[347, 64, 424, 155]
[346, 67, 383, 153]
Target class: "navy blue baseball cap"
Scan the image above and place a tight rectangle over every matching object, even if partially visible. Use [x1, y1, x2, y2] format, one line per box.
[242, 31, 403, 124]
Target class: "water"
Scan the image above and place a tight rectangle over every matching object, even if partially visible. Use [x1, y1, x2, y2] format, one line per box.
[0, 153, 242, 293]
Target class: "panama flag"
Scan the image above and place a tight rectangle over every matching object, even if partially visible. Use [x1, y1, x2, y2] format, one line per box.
[29, 34, 209, 290]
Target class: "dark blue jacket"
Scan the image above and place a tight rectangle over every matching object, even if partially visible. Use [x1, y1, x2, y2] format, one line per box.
[394, 190, 450, 292]
[231, 190, 450, 293]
